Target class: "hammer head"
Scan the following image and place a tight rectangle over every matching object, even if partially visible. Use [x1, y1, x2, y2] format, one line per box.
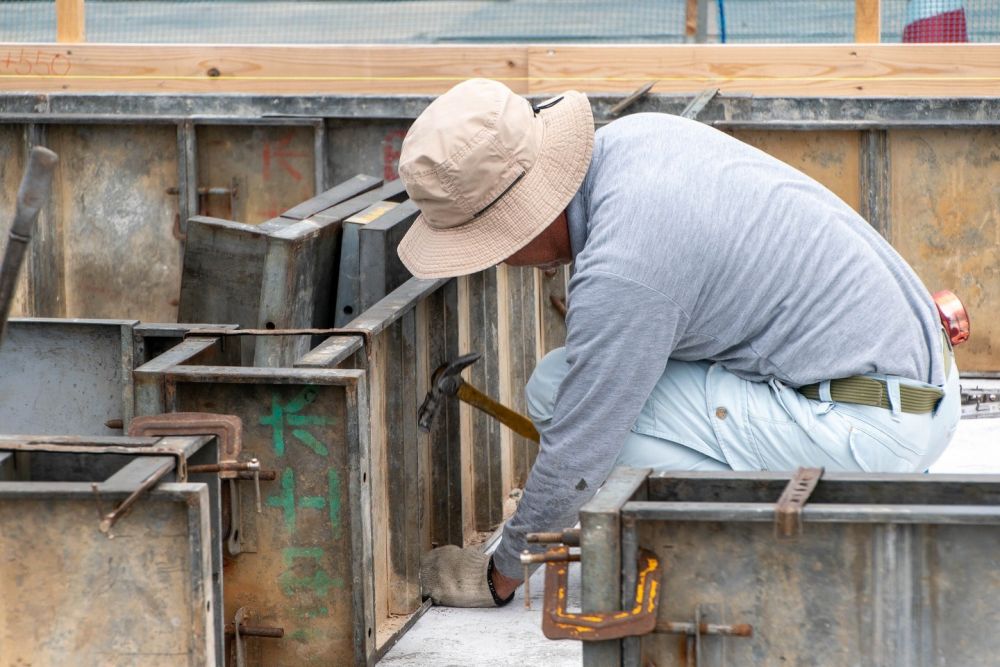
[417, 352, 482, 432]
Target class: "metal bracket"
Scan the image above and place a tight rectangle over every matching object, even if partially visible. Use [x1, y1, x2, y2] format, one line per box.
[775, 466, 824, 538]
[229, 606, 283, 667]
[657, 605, 754, 667]
[540, 545, 661, 641]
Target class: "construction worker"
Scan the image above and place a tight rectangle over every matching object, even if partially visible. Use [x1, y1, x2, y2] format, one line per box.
[395, 79, 961, 607]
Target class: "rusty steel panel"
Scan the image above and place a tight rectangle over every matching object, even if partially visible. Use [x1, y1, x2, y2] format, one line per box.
[889, 128, 1000, 373]
[729, 130, 862, 212]
[170, 378, 371, 666]
[636, 519, 1000, 666]
[327, 120, 410, 187]
[0, 489, 214, 665]
[45, 124, 181, 321]
[197, 125, 316, 223]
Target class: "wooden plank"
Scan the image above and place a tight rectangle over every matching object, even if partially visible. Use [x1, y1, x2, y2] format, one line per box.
[536, 266, 569, 355]
[527, 44, 1000, 96]
[24, 124, 65, 317]
[860, 129, 891, 238]
[888, 128, 1000, 373]
[497, 265, 539, 492]
[385, 312, 421, 615]
[2, 44, 999, 96]
[855, 0, 881, 44]
[55, 0, 85, 43]
[367, 332, 391, 635]
[466, 267, 503, 532]
[0, 44, 529, 94]
[424, 279, 463, 547]
[457, 275, 476, 540]
[0, 125, 29, 317]
[728, 130, 862, 212]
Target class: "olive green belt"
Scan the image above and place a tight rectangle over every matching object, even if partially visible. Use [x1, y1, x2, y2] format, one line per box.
[798, 330, 950, 415]
[798, 375, 943, 414]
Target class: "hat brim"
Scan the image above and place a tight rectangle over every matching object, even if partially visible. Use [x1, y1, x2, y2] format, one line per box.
[397, 90, 595, 279]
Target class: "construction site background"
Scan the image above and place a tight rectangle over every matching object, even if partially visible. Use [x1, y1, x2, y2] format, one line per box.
[4, 0, 1000, 44]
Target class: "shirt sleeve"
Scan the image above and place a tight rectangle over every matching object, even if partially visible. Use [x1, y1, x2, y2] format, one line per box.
[492, 269, 688, 578]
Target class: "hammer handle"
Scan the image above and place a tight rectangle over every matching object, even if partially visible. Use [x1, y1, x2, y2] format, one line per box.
[456, 381, 540, 443]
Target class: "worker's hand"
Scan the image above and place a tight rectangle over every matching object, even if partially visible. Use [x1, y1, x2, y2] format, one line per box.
[420, 545, 520, 607]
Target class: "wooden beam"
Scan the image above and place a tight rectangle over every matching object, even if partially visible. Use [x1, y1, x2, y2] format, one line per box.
[0, 43, 997, 96]
[0, 44, 528, 94]
[855, 0, 881, 43]
[55, 0, 85, 43]
[528, 44, 1000, 96]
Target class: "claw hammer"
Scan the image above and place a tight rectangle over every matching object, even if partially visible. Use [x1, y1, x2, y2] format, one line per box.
[418, 352, 539, 442]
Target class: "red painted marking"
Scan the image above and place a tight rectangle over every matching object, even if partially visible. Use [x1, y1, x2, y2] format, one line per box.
[263, 134, 308, 182]
[382, 129, 407, 181]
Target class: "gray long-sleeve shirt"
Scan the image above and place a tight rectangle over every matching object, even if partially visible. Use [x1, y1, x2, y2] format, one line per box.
[492, 113, 944, 578]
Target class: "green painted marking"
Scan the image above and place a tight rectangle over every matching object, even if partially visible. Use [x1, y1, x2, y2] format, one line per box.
[328, 469, 342, 539]
[260, 386, 336, 457]
[302, 606, 330, 619]
[266, 468, 296, 529]
[299, 495, 325, 509]
[290, 428, 329, 456]
[289, 629, 308, 643]
[279, 546, 343, 597]
[282, 546, 324, 565]
[259, 397, 286, 456]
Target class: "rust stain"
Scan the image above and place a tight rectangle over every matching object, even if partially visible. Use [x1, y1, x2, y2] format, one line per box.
[891, 128, 1000, 371]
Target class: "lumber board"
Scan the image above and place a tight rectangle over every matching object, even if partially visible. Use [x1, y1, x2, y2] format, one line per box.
[527, 44, 1000, 96]
[496, 265, 539, 493]
[1, 44, 998, 96]
[0, 44, 529, 94]
[384, 311, 421, 615]
[423, 280, 463, 548]
[367, 331, 391, 628]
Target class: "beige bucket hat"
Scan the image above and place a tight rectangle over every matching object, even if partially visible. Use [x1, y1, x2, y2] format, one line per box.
[396, 79, 594, 279]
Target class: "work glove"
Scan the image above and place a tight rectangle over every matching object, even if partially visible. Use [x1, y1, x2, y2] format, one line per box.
[420, 545, 514, 608]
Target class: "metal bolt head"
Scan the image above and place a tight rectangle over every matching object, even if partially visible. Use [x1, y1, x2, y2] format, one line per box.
[715, 407, 728, 420]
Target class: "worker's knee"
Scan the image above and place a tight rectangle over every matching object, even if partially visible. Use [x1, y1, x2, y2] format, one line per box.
[525, 347, 570, 424]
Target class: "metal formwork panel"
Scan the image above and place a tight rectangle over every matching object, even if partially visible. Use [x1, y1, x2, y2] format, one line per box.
[0, 318, 135, 435]
[134, 353, 374, 666]
[0, 435, 217, 666]
[889, 128, 1000, 374]
[728, 129, 862, 212]
[581, 469, 1000, 667]
[48, 123, 182, 322]
[196, 124, 318, 223]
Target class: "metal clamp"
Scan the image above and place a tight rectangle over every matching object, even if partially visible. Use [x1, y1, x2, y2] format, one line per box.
[775, 466, 824, 538]
[537, 545, 661, 641]
[128, 412, 243, 478]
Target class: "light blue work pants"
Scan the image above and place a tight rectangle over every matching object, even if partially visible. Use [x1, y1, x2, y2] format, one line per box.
[525, 348, 960, 473]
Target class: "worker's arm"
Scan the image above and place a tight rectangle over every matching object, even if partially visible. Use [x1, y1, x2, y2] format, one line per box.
[491, 269, 686, 579]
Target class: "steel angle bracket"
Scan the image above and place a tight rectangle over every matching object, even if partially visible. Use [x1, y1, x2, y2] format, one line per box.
[542, 545, 662, 641]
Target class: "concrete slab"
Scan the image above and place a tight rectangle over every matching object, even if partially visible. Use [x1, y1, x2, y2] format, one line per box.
[380, 562, 582, 666]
